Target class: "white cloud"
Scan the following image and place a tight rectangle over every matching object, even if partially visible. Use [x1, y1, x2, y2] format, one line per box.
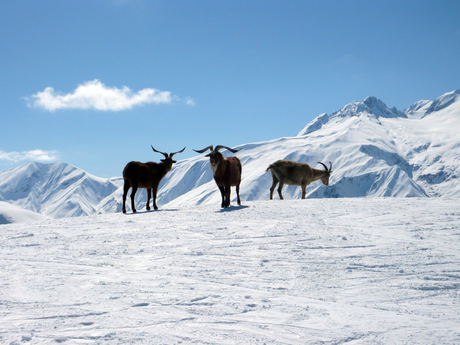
[25, 79, 187, 111]
[0, 149, 59, 163]
[185, 97, 196, 106]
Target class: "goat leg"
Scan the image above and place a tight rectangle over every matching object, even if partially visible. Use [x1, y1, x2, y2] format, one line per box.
[152, 185, 159, 210]
[269, 174, 278, 200]
[146, 189, 151, 211]
[226, 185, 231, 208]
[130, 185, 138, 213]
[277, 181, 284, 200]
[219, 186, 226, 208]
[122, 184, 129, 213]
[301, 184, 307, 199]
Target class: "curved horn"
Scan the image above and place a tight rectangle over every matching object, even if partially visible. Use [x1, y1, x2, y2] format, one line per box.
[318, 162, 329, 172]
[170, 147, 186, 158]
[193, 145, 214, 154]
[329, 161, 333, 172]
[151, 146, 168, 159]
[214, 145, 241, 154]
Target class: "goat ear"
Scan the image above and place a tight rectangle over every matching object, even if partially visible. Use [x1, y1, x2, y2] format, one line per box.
[205, 153, 211, 157]
[172, 160, 177, 163]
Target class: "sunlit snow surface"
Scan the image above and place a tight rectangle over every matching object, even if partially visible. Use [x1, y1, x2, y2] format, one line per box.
[0, 201, 50, 225]
[1, 198, 459, 344]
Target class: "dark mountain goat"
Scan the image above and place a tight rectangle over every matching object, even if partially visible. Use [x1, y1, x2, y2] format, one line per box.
[266, 160, 333, 200]
[194, 145, 242, 208]
[122, 146, 185, 213]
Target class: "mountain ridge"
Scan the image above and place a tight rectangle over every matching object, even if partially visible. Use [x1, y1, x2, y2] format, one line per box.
[152, 89, 460, 206]
[0, 162, 122, 218]
[1, 90, 459, 219]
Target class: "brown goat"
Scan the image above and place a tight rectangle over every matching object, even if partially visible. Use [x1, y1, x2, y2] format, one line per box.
[122, 146, 185, 213]
[266, 160, 332, 200]
[194, 145, 242, 208]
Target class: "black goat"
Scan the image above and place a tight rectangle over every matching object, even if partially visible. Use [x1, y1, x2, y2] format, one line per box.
[194, 145, 242, 208]
[122, 146, 185, 213]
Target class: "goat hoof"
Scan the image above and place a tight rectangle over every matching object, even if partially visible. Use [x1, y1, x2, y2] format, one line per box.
[122, 209, 126, 214]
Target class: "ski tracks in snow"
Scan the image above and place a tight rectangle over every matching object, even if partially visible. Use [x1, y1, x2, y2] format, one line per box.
[1, 198, 460, 344]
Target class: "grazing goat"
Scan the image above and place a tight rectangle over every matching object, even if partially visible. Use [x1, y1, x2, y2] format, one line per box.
[194, 145, 242, 208]
[266, 160, 332, 200]
[122, 146, 185, 213]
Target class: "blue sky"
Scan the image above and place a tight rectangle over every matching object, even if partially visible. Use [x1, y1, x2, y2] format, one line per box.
[1, 0, 459, 178]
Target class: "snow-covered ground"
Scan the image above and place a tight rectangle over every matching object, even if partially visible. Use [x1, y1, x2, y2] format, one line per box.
[1, 198, 459, 344]
[0, 201, 50, 225]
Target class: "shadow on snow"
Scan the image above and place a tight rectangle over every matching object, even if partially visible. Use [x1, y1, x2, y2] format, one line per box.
[217, 205, 250, 213]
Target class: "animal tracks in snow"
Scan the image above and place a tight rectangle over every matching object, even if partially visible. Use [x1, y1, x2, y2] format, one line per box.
[1, 198, 460, 344]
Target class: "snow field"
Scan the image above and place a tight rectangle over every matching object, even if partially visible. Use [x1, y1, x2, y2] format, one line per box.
[1, 198, 460, 344]
[0, 201, 50, 225]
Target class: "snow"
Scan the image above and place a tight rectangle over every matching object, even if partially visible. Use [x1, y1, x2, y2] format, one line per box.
[1, 198, 459, 344]
[424, 90, 460, 116]
[1, 90, 460, 343]
[0, 162, 122, 219]
[0, 201, 50, 225]
[1, 90, 459, 219]
[157, 89, 460, 207]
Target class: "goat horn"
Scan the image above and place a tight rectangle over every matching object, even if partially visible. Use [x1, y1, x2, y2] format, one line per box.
[329, 161, 333, 172]
[170, 147, 186, 158]
[318, 162, 329, 171]
[151, 146, 168, 159]
[215, 145, 241, 153]
[193, 145, 214, 154]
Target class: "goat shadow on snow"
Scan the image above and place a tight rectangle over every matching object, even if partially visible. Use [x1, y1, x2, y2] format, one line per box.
[217, 205, 250, 213]
[122, 208, 180, 216]
[121, 205, 249, 215]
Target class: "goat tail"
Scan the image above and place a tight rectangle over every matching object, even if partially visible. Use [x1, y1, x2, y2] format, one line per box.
[266, 164, 275, 173]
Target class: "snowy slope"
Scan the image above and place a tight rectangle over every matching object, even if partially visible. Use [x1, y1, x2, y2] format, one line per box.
[0, 201, 50, 224]
[1, 198, 459, 344]
[157, 90, 460, 209]
[1, 90, 459, 218]
[0, 162, 122, 219]
[387, 90, 460, 198]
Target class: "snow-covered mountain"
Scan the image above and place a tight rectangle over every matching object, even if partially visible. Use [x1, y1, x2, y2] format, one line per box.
[157, 89, 460, 208]
[1, 90, 459, 219]
[0, 162, 123, 219]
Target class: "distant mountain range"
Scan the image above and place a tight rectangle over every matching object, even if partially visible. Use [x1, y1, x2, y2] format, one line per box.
[0, 162, 122, 219]
[1, 90, 459, 219]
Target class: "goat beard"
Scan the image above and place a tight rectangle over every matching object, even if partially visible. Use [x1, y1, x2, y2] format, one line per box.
[210, 162, 219, 175]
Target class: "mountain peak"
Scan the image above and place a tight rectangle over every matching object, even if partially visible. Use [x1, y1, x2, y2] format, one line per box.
[297, 96, 406, 136]
[332, 96, 405, 121]
[425, 89, 460, 115]
[363, 96, 383, 108]
[363, 96, 406, 119]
